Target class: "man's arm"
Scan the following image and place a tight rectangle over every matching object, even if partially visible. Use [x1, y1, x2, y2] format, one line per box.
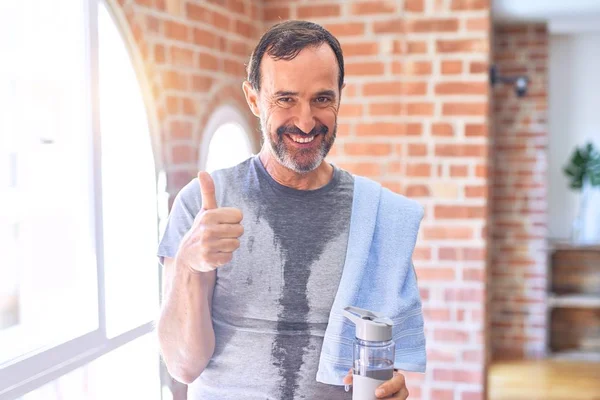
[156, 172, 243, 384]
[157, 256, 216, 384]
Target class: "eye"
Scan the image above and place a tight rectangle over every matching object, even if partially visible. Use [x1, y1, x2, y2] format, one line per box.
[278, 97, 293, 103]
[315, 97, 331, 104]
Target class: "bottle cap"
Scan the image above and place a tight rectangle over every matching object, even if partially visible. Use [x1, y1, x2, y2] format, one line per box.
[343, 306, 393, 342]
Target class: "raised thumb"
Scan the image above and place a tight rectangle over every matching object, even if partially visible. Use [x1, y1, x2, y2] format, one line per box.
[198, 171, 217, 210]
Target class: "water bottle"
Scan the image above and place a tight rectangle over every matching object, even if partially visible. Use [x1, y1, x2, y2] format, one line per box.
[343, 306, 395, 400]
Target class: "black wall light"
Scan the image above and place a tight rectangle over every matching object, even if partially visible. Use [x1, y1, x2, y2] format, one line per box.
[489, 64, 529, 97]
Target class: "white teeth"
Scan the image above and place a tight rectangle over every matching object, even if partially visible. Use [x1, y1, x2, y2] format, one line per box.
[290, 135, 315, 144]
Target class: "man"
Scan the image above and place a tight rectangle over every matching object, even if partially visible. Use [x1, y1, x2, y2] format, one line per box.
[157, 20, 425, 399]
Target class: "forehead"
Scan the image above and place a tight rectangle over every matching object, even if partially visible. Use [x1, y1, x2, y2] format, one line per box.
[260, 44, 339, 95]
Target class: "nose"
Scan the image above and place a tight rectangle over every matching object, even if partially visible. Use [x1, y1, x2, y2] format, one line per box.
[295, 101, 316, 134]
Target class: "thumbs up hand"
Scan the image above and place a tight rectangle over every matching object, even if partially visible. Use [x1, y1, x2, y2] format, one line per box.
[176, 172, 244, 273]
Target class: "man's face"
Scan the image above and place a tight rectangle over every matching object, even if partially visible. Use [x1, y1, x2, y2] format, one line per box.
[254, 44, 340, 173]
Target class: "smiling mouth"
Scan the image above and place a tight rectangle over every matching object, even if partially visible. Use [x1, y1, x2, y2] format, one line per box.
[286, 134, 316, 144]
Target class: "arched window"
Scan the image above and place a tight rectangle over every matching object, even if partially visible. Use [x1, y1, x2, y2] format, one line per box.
[200, 105, 257, 173]
[98, 0, 160, 339]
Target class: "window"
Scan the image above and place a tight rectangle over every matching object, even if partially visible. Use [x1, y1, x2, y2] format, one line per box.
[200, 105, 257, 173]
[0, 1, 163, 397]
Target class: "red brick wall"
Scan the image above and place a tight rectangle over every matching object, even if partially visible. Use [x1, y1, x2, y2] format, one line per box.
[491, 23, 548, 360]
[108, 0, 262, 201]
[265, 1, 491, 399]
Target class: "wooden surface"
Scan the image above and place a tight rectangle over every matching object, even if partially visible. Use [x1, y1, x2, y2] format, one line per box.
[551, 248, 600, 295]
[488, 360, 600, 400]
[551, 308, 600, 352]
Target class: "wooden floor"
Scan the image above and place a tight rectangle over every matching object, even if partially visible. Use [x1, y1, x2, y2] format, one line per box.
[488, 360, 600, 400]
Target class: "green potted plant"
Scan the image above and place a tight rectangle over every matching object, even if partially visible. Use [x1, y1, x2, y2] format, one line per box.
[563, 142, 600, 243]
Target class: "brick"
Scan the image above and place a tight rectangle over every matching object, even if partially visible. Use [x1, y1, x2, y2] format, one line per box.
[165, 96, 179, 114]
[388, 162, 402, 173]
[434, 368, 483, 384]
[337, 162, 381, 176]
[169, 46, 194, 68]
[373, 19, 406, 34]
[234, 20, 252, 37]
[134, 0, 152, 6]
[467, 17, 490, 31]
[198, 52, 219, 71]
[192, 75, 213, 91]
[212, 11, 230, 30]
[146, 15, 160, 33]
[165, 21, 189, 41]
[431, 182, 460, 199]
[417, 268, 455, 281]
[363, 82, 427, 96]
[423, 226, 474, 240]
[435, 329, 469, 342]
[350, 1, 396, 15]
[441, 60, 462, 74]
[162, 70, 188, 91]
[406, 163, 431, 177]
[224, 59, 245, 77]
[406, 103, 434, 116]
[193, 28, 217, 48]
[264, 6, 290, 21]
[464, 268, 485, 281]
[356, 123, 421, 137]
[394, 40, 429, 54]
[346, 62, 385, 76]
[171, 144, 195, 163]
[465, 185, 486, 198]
[324, 22, 365, 36]
[462, 392, 484, 400]
[392, 61, 432, 75]
[435, 144, 487, 157]
[423, 308, 452, 321]
[405, 184, 430, 197]
[342, 42, 379, 57]
[338, 103, 363, 118]
[466, 123, 488, 136]
[437, 39, 488, 53]
[450, 165, 469, 177]
[228, 0, 245, 14]
[408, 143, 428, 156]
[297, 4, 341, 18]
[405, 0, 425, 12]
[408, 18, 460, 33]
[452, 0, 489, 10]
[412, 247, 431, 260]
[170, 120, 193, 140]
[432, 123, 454, 136]
[445, 288, 484, 302]
[154, 44, 166, 63]
[186, 3, 210, 23]
[344, 143, 392, 156]
[182, 97, 195, 115]
[442, 103, 487, 116]
[431, 389, 454, 400]
[435, 205, 485, 219]
[382, 181, 402, 193]
[436, 82, 487, 95]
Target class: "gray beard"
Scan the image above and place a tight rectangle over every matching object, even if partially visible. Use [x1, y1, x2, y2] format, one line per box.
[260, 120, 336, 174]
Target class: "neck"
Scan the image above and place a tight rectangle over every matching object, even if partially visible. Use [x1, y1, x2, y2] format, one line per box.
[258, 148, 334, 191]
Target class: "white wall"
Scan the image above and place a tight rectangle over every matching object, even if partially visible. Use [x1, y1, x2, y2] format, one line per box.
[548, 33, 600, 240]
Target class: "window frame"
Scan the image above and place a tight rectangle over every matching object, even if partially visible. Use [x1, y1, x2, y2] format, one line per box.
[0, 0, 163, 397]
[198, 104, 259, 171]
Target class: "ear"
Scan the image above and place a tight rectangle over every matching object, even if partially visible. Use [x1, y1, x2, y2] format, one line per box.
[242, 81, 260, 118]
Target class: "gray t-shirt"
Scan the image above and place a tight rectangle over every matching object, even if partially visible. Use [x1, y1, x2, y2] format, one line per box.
[157, 156, 354, 399]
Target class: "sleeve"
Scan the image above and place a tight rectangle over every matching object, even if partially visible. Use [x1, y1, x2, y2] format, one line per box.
[157, 178, 202, 264]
